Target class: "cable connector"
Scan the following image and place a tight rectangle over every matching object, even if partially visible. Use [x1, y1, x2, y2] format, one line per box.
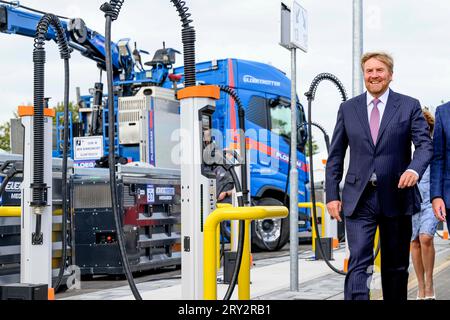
[100, 0, 124, 21]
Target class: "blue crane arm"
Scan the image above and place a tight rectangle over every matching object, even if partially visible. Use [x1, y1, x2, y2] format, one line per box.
[0, 3, 134, 79]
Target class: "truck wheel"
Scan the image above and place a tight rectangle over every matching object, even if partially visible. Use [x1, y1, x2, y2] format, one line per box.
[251, 197, 289, 251]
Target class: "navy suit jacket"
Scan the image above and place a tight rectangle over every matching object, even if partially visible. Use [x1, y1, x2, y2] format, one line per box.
[430, 102, 450, 207]
[325, 90, 433, 217]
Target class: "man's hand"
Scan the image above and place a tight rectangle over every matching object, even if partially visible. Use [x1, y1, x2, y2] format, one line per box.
[218, 191, 232, 201]
[432, 198, 447, 222]
[398, 171, 419, 188]
[326, 200, 342, 222]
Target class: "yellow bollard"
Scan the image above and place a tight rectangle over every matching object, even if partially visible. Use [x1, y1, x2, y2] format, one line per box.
[216, 224, 221, 271]
[216, 204, 232, 271]
[374, 227, 381, 271]
[238, 220, 251, 300]
[298, 202, 326, 253]
[203, 206, 288, 300]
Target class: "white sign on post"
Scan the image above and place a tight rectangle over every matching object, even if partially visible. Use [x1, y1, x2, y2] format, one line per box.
[290, 1, 308, 52]
[73, 136, 104, 161]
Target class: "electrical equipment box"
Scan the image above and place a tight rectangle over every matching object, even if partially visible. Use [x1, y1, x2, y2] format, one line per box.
[72, 165, 181, 275]
[315, 237, 333, 261]
[223, 251, 237, 284]
[0, 283, 48, 300]
[118, 87, 180, 168]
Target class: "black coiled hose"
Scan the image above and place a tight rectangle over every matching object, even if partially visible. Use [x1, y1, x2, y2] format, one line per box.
[305, 73, 348, 103]
[100, 0, 124, 21]
[32, 14, 71, 276]
[305, 73, 348, 276]
[170, 0, 196, 87]
[31, 48, 45, 209]
[100, 0, 142, 301]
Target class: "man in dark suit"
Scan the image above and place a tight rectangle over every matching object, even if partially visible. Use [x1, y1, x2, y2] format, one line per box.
[325, 52, 433, 300]
[431, 103, 450, 233]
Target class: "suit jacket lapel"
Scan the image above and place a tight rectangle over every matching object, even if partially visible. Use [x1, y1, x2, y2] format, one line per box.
[377, 90, 400, 144]
[354, 92, 375, 149]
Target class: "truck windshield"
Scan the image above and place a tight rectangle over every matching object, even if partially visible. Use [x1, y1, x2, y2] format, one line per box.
[270, 103, 291, 139]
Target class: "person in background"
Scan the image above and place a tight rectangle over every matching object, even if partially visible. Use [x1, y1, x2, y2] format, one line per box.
[215, 165, 234, 204]
[410, 108, 438, 300]
[431, 101, 450, 273]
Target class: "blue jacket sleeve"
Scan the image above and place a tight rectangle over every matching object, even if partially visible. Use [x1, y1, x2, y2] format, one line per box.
[430, 106, 445, 200]
[407, 100, 433, 178]
[325, 103, 348, 203]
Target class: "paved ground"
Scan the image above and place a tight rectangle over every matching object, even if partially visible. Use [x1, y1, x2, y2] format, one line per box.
[254, 272, 345, 300]
[56, 237, 450, 300]
[56, 243, 313, 299]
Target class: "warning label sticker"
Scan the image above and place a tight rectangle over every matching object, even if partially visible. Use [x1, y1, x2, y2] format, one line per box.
[74, 136, 104, 161]
[147, 185, 155, 203]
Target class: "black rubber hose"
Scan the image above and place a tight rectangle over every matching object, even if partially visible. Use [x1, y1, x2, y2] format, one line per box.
[218, 86, 268, 255]
[100, 0, 142, 301]
[223, 166, 245, 300]
[170, 0, 196, 87]
[305, 73, 348, 276]
[217, 86, 260, 278]
[218, 85, 249, 205]
[32, 13, 71, 247]
[53, 57, 70, 292]
[300, 121, 331, 153]
[220, 222, 226, 261]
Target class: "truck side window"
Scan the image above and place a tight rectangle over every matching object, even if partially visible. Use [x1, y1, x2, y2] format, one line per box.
[270, 102, 291, 140]
[246, 96, 269, 129]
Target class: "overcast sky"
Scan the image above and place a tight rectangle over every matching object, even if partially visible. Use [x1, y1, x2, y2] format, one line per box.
[0, 0, 449, 152]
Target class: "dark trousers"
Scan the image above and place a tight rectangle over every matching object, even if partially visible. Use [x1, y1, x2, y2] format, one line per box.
[344, 185, 412, 300]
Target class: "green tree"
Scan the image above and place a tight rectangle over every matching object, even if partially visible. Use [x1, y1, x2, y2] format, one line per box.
[0, 121, 11, 151]
[305, 137, 319, 156]
[53, 101, 80, 125]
